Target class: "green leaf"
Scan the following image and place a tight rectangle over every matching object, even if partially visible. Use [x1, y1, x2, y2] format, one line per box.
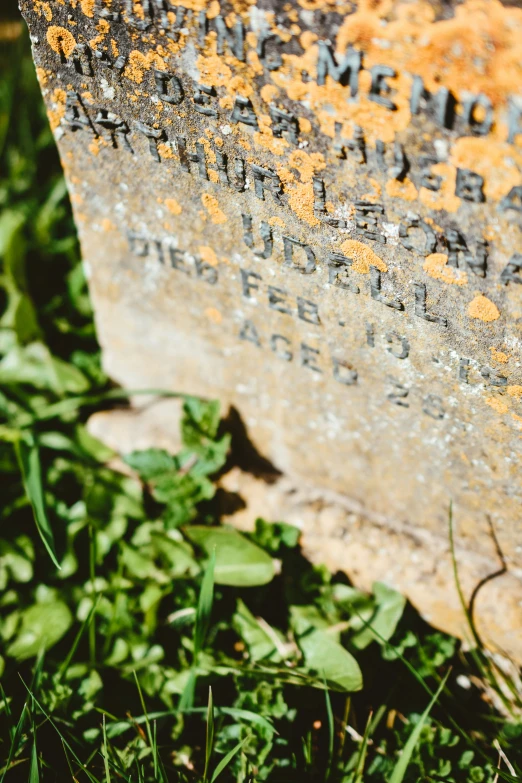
[0, 343, 89, 395]
[351, 582, 406, 650]
[7, 600, 73, 660]
[124, 448, 176, 481]
[185, 526, 275, 587]
[298, 630, 363, 692]
[233, 599, 284, 662]
[15, 435, 60, 568]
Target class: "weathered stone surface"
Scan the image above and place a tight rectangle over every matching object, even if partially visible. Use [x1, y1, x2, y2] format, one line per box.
[21, 0, 522, 656]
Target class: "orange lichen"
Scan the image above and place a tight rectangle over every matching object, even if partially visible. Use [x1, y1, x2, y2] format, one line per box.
[157, 143, 175, 160]
[268, 216, 286, 228]
[46, 26, 76, 58]
[254, 115, 288, 156]
[288, 182, 319, 226]
[339, 240, 387, 274]
[198, 246, 219, 266]
[507, 385, 522, 399]
[204, 307, 223, 324]
[47, 87, 67, 130]
[489, 347, 509, 364]
[165, 198, 182, 215]
[467, 294, 500, 322]
[34, 1, 52, 21]
[485, 397, 509, 415]
[89, 19, 110, 49]
[201, 194, 227, 224]
[287, 150, 326, 182]
[361, 177, 382, 201]
[260, 84, 279, 104]
[197, 54, 233, 87]
[276, 151, 326, 226]
[423, 254, 468, 286]
[385, 177, 418, 201]
[35, 67, 49, 86]
[80, 0, 95, 17]
[124, 49, 166, 84]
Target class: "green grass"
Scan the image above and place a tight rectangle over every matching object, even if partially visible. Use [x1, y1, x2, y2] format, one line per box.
[0, 10, 521, 782]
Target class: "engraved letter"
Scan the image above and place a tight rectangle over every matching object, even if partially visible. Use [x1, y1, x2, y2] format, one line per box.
[268, 286, 291, 315]
[230, 95, 258, 128]
[462, 93, 493, 136]
[316, 42, 361, 96]
[269, 105, 299, 145]
[332, 358, 357, 385]
[455, 168, 485, 203]
[270, 334, 292, 361]
[154, 70, 184, 105]
[239, 320, 261, 346]
[240, 269, 262, 298]
[134, 122, 165, 162]
[385, 332, 410, 359]
[241, 214, 273, 258]
[369, 65, 396, 111]
[413, 282, 447, 327]
[283, 236, 316, 274]
[500, 253, 522, 285]
[301, 344, 322, 373]
[297, 297, 321, 325]
[214, 15, 244, 61]
[251, 165, 283, 203]
[327, 253, 360, 293]
[410, 75, 454, 128]
[370, 267, 403, 310]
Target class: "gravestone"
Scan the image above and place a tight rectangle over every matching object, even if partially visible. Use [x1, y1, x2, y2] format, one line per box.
[21, 0, 522, 659]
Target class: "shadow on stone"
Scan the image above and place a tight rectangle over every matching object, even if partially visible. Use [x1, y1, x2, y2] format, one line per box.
[222, 405, 282, 482]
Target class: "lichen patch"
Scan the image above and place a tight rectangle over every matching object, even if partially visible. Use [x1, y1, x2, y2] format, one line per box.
[467, 294, 500, 322]
[46, 26, 76, 58]
[423, 254, 468, 286]
[339, 240, 387, 274]
[201, 194, 227, 224]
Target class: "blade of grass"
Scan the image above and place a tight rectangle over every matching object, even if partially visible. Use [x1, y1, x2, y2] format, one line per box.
[389, 669, 450, 783]
[449, 505, 517, 715]
[324, 679, 334, 782]
[19, 678, 102, 783]
[15, 434, 60, 568]
[203, 687, 215, 783]
[179, 668, 196, 713]
[210, 736, 250, 783]
[0, 703, 28, 783]
[194, 550, 215, 659]
[57, 596, 100, 683]
[18, 388, 191, 428]
[102, 715, 111, 783]
[353, 712, 373, 783]
[132, 672, 166, 783]
[448, 502, 481, 649]
[28, 733, 39, 783]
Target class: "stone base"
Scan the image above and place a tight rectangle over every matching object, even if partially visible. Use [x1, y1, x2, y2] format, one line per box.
[88, 400, 522, 664]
